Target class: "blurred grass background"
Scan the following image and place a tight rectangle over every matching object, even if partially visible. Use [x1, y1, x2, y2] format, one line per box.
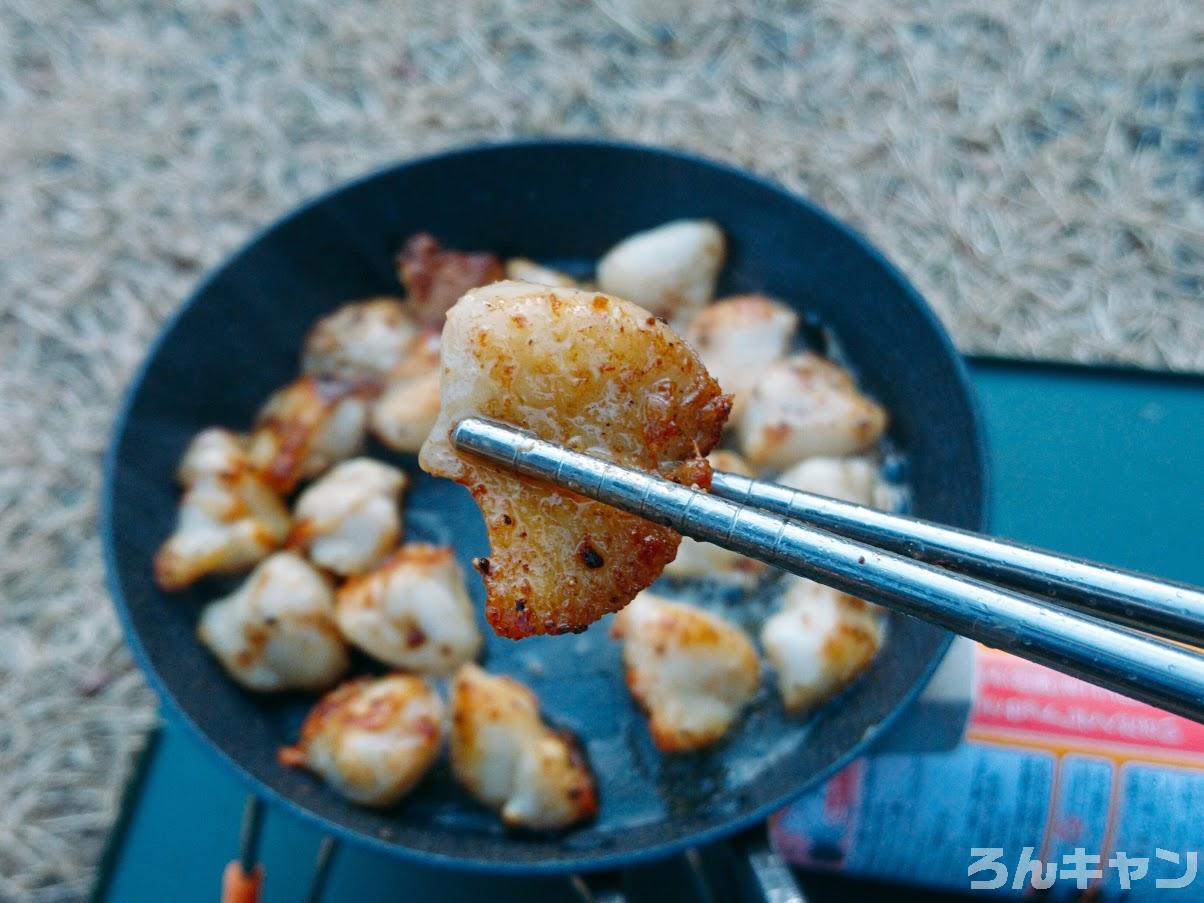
[0, 1, 1200, 898]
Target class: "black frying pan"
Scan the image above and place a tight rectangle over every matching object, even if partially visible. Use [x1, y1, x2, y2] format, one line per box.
[102, 140, 988, 873]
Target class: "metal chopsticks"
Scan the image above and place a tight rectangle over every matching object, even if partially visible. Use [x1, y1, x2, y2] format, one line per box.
[451, 417, 1204, 724]
[708, 470, 1204, 647]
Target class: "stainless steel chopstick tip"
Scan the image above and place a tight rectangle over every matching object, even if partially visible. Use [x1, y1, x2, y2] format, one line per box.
[454, 417, 525, 462]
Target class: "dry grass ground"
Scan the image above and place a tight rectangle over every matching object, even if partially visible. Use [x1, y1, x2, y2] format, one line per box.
[0, 1, 1200, 898]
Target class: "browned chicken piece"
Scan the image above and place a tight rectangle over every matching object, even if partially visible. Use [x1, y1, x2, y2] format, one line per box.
[288, 458, 409, 576]
[175, 427, 252, 486]
[279, 674, 444, 807]
[369, 330, 443, 454]
[247, 376, 370, 494]
[595, 220, 726, 327]
[683, 294, 799, 421]
[611, 592, 760, 753]
[419, 281, 731, 638]
[662, 450, 770, 586]
[155, 429, 290, 590]
[449, 663, 597, 829]
[738, 352, 888, 471]
[301, 297, 418, 386]
[395, 233, 504, 329]
[197, 552, 348, 692]
[335, 544, 482, 676]
[761, 576, 886, 714]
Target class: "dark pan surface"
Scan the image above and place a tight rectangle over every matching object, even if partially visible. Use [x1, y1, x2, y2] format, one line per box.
[102, 140, 988, 872]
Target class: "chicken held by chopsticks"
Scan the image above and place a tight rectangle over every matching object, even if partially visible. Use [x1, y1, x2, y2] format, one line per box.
[154, 428, 290, 591]
[611, 591, 760, 753]
[197, 552, 348, 692]
[419, 281, 731, 638]
[335, 544, 482, 676]
[450, 663, 597, 829]
[288, 458, 408, 577]
[279, 674, 444, 807]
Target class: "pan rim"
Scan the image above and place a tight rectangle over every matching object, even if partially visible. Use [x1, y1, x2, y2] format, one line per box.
[101, 137, 990, 874]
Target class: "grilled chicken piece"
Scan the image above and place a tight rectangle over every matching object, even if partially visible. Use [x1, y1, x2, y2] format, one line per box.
[197, 552, 348, 692]
[611, 592, 760, 753]
[449, 663, 597, 829]
[776, 456, 881, 506]
[683, 294, 798, 421]
[279, 674, 444, 807]
[596, 219, 725, 326]
[737, 352, 887, 470]
[369, 330, 443, 454]
[419, 281, 731, 638]
[504, 258, 577, 287]
[175, 427, 251, 486]
[395, 233, 503, 328]
[335, 544, 482, 676]
[155, 430, 290, 590]
[761, 576, 885, 714]
[663, 450, 769, 586]
[248, 376, 370, 493]
[288, 458, 408, 576]
[301, 297, 418, 386]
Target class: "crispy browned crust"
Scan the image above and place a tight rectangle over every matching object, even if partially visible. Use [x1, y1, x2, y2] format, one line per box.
[422, 285, 730, 638]
[153, 469, 288, 591]
[449, 664, 597, 826]
[473, 496, 685, 638]
[336, 543, 455, 604]
[819, 607, 881, 688]
[611, 596, 759, 752]
[249, 376, 368, 493]
[395, 233, 504, 328]
[278, 676, 369, 766]
[277, 674, 440, 766]
[557, 731, 600, 823]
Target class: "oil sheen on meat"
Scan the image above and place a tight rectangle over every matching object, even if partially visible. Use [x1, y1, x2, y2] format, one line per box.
[419, 281, 731, 638]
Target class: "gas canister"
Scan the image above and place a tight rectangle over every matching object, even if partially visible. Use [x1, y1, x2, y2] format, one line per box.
[772, 644, 1204, 899]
